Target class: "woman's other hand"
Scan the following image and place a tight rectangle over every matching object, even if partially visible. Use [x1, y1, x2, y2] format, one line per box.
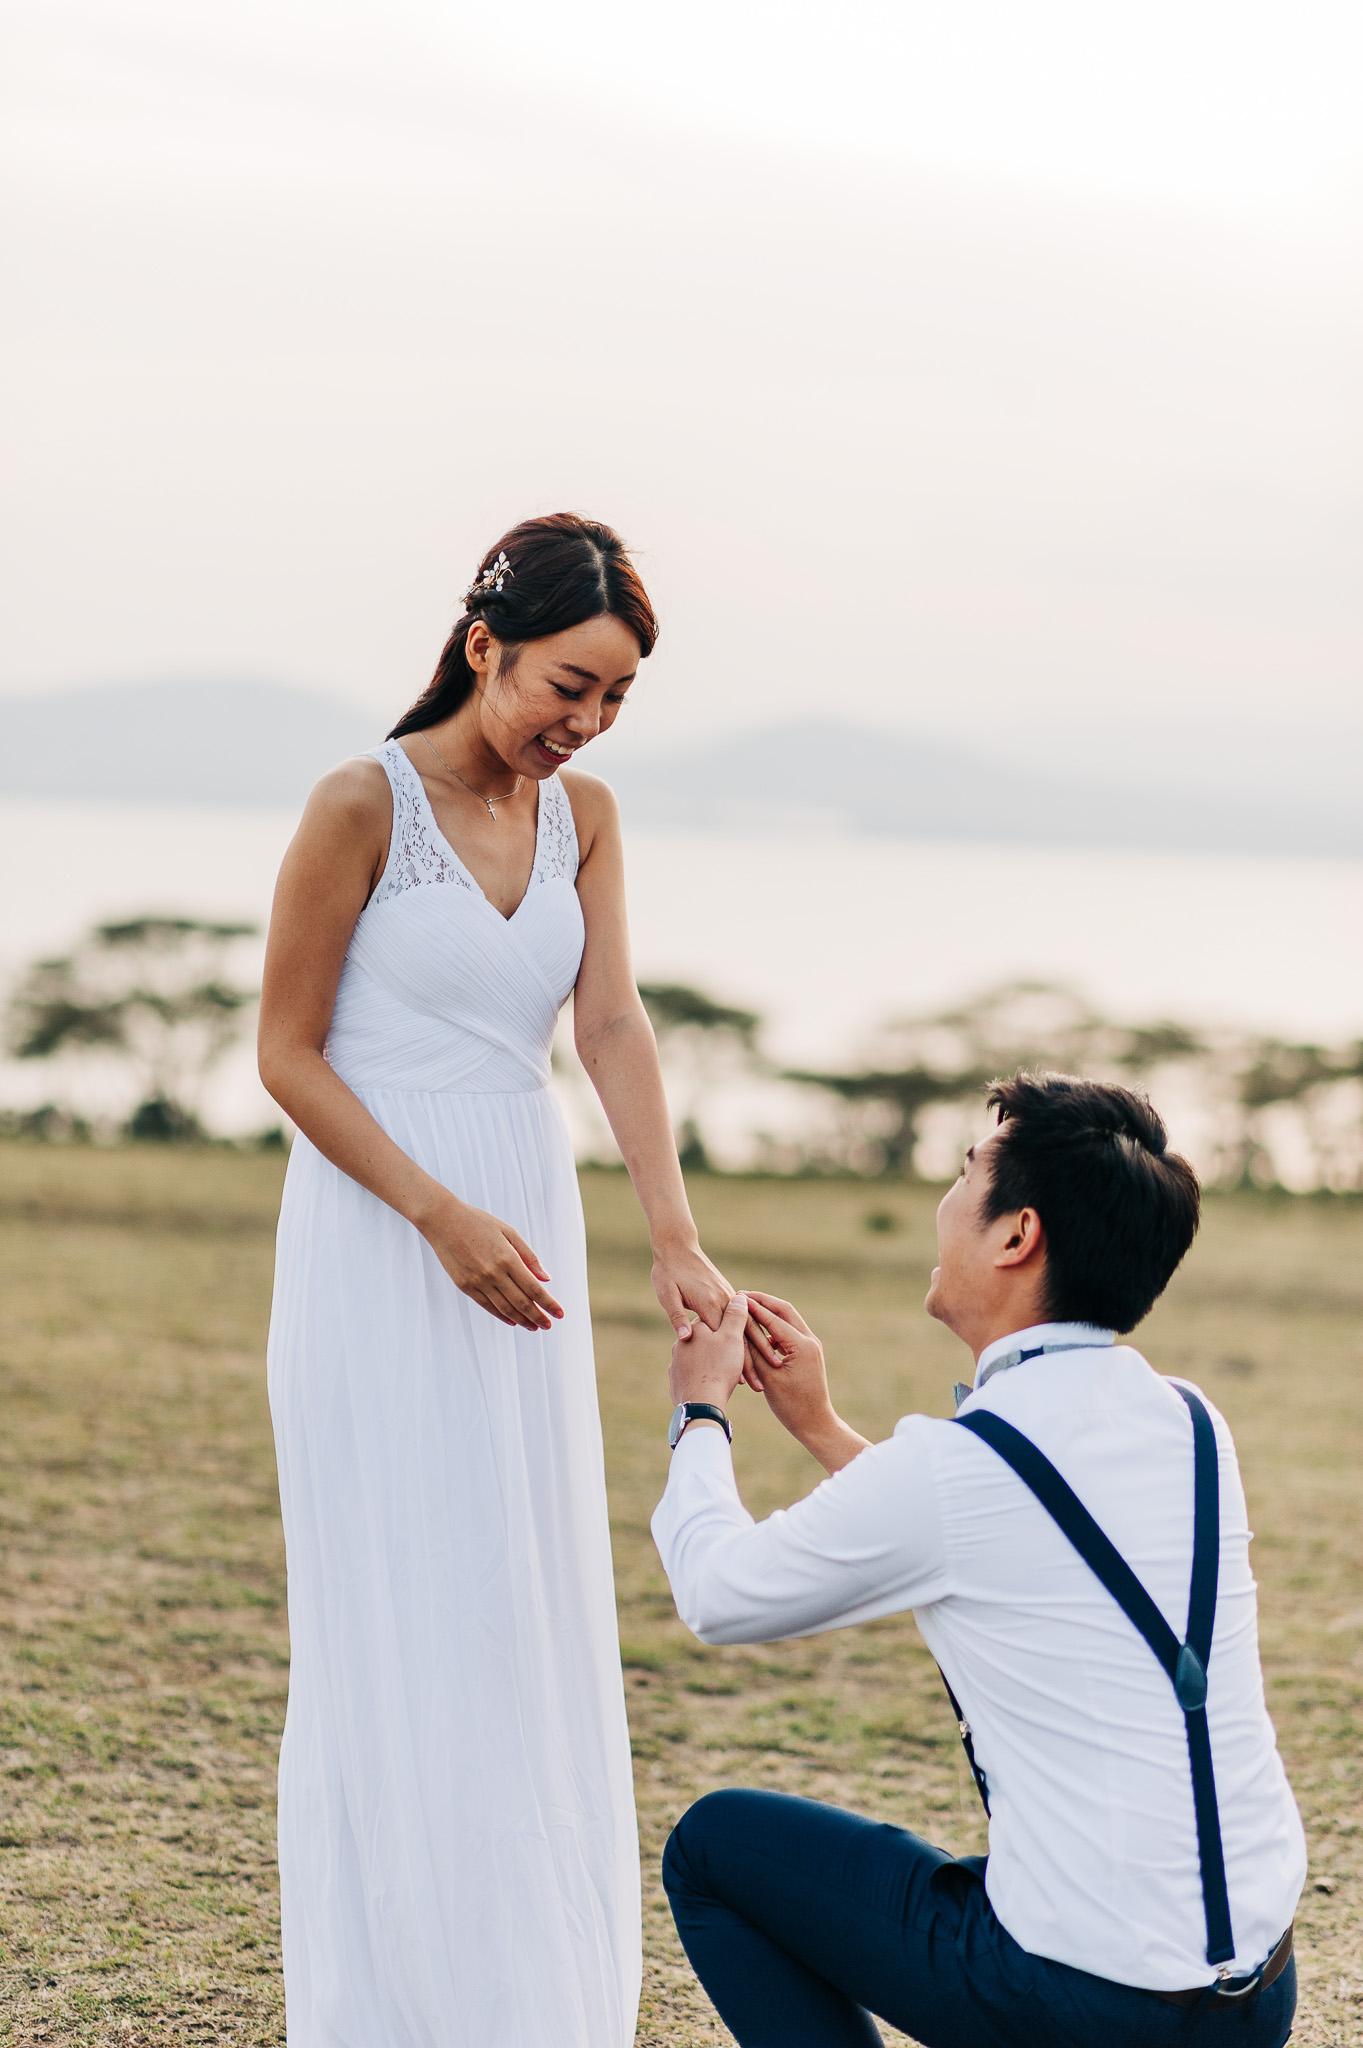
[651, 1239, 734, 1343]
[421, 1192, 565, 1332]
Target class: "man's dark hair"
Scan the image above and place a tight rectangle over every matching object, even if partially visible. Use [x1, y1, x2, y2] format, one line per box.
[981, 1071, 1200, 1333]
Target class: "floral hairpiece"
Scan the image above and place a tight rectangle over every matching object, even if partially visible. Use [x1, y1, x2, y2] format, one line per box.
[464, 550, 514, 603]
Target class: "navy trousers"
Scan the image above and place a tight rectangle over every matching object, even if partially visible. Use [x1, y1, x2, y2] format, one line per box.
[663, 1791, 1295, 2048]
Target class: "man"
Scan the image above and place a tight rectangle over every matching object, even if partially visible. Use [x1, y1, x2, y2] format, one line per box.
[651, 1073, 1304, 2048]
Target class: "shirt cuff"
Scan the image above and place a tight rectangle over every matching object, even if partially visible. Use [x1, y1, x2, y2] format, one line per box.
[671, 1417, 736, 1468]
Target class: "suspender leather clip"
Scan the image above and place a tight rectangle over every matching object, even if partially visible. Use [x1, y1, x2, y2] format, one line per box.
[1174, 1643, 1207, 1711]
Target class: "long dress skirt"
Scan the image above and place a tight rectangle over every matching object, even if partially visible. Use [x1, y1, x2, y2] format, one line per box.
[268, 1092, 640, 2047]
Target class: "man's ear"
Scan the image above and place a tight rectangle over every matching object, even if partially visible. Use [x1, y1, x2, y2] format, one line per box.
[993, 1206, 1046, 1271]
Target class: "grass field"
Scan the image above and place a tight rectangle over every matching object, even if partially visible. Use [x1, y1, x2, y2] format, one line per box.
[0, 1141, 1359, 2045]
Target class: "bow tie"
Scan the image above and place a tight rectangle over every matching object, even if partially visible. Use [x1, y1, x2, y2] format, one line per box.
[953, 1340, 1104, 1414]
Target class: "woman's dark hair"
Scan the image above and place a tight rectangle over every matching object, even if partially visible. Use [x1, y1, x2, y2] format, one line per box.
[388, 513, 658, 739]
[981, 1071, 1201, 1333]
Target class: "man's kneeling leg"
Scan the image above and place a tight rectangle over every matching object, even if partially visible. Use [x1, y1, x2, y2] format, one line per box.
[662, 1789, 1298, 2048]
[662, 1788, 972, 2048]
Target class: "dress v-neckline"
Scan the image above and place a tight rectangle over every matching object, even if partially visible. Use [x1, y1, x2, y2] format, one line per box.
[396, 741, 546, 924]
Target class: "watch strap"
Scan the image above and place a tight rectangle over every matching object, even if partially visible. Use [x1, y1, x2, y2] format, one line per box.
[670, 1401, 732, 1447]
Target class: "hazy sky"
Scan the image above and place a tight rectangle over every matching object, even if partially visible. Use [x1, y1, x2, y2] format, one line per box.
[4, 0, 1361, 763]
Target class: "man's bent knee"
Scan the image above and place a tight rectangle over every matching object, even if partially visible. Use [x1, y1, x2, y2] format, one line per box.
[663, 1788, 753, 1902]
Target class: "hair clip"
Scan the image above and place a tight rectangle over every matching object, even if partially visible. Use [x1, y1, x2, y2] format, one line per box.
[464, 550, 514, 602]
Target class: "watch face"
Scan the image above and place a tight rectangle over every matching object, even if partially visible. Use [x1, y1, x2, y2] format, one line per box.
[668, 1402, 688, 1450]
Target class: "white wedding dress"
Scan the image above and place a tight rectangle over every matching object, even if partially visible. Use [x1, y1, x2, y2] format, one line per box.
[267, 741, 640, 2048]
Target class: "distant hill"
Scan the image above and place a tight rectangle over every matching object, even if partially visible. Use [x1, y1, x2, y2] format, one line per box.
[2, 680, 1358, 858]
[606, 719, 1362, 859]
[0, 680, 378, 806]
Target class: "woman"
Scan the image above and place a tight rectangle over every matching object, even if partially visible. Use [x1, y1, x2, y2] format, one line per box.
[259, 513, 732, 2047]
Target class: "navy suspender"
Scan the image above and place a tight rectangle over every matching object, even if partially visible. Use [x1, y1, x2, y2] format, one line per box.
[948, 1384, 1235, 1966]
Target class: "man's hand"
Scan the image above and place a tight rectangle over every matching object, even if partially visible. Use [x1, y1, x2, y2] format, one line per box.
[743, 1293, 870, 1474]
[668, 1293, 749, 1414]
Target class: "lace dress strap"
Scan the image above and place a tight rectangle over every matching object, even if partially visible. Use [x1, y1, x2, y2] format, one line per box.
[534, 773, 580, 886]
[368, 740, 477, 906]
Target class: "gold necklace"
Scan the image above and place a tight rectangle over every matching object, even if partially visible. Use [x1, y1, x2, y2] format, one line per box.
[419, 732, 523, 821]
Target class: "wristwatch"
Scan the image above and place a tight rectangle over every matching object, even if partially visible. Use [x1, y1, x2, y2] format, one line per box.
[668, 1401, 732, 1449]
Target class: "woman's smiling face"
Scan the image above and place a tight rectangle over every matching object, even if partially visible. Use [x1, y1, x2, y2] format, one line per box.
[466, 614, 642, 778]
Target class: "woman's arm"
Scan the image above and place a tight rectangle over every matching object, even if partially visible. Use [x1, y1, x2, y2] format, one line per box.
[565, 771, 733, 1336]
[257, 760, 564, 1332]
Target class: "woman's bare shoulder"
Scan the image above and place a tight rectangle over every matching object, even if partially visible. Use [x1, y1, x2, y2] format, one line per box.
[304, 754, 392, 828]
[558, 766, 620, 851]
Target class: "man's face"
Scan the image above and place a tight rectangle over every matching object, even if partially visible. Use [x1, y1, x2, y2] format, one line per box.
[924, 1129, 1005, 1338]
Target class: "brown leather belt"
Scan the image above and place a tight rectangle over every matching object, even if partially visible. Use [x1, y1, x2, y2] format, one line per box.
[1154, 1923, 1293, 2009]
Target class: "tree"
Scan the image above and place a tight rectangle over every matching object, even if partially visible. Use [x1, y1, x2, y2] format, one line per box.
[780, 1060, 982, 1177]
[1204, 1033, 1363, 1191]
[785, 982, 1208, 1179]
[637, 984, 761, 1047]
[637, 983, 762, 1171]
[6, 916, 260, 1139]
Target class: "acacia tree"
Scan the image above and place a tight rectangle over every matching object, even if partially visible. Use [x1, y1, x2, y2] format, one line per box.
[786, 982, 1207, 1178]
[637, 982, 762, 1170]
[780, 1059, 985, 1177]
[1203, 1033, 1363, 1190]
[6, 916, 260, 1138]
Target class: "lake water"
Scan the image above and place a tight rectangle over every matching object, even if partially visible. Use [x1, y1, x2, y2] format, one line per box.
[5, 796, 1362, 1137]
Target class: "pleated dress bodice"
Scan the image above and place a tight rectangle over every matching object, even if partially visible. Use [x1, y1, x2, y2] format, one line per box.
[325, 738, 584, 1096]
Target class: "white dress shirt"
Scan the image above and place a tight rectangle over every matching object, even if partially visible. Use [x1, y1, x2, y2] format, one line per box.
[651, 1323, 1306, 1992]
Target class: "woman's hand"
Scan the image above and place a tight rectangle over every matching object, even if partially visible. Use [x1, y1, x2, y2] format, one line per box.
[651, 1239, 734, 1343]
[420, 1192, 565, 1332]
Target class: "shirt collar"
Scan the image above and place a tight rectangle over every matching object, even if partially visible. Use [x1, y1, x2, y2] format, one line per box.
[974, 1321, 1116, 1390]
